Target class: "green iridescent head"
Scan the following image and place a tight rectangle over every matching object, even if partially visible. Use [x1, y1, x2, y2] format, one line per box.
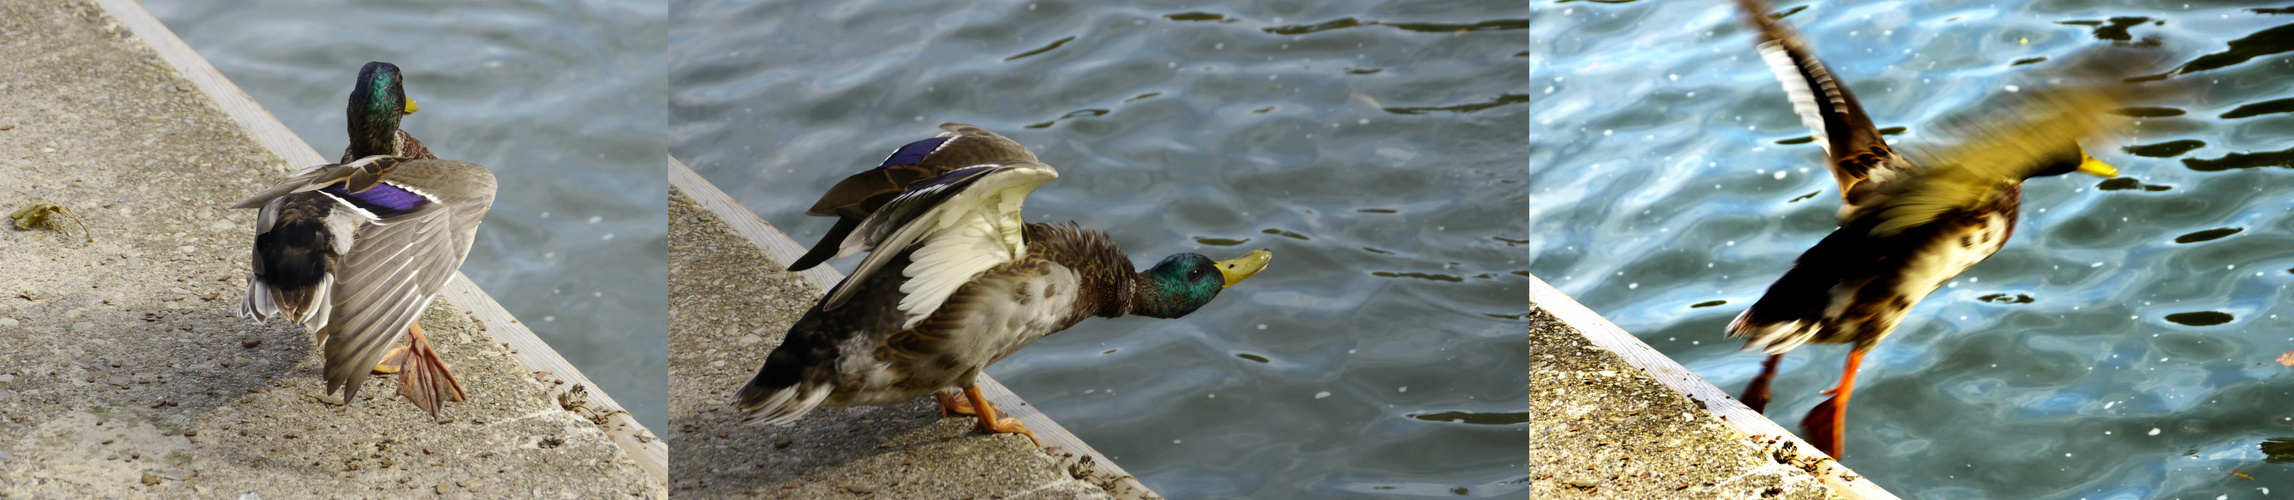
[347, 61, 417, 157]
[1129, 249, 1272, 318]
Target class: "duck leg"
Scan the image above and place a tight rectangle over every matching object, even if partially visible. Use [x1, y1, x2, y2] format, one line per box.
[393, 321, 469, 418]
[934, 391, 979, 416]
[1799, 348, 1865, 458]
[935, 390, 1005, 416]
[962, 385, 1039, 447]
[1741, 353, 1786, 413]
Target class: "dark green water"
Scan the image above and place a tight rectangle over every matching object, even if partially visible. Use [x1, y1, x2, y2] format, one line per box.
[671, 0, 1527, 497]
[1533, 0, 2294, 497]
[145, 0, 670, 434]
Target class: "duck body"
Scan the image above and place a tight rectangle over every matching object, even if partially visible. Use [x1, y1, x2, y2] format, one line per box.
[736, 124, 1270, 443]
[755, 222, 1126, 411]
[1724, 0, 2121, 365]
[1729, 188, 2018, 353]
[1723, 0, 2122, 457]
[237, 62, 490, 417]
[238, 157, 495, 409]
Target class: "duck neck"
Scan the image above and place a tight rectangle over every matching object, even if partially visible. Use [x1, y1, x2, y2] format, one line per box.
[347, 114, 401, 158]
[1075, 255, 1135, 320]
[1024, 222, 1137, 321]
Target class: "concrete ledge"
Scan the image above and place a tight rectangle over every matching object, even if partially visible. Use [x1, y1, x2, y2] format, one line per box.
[0, 0, 657, 496]
[1529, 275, 1896, 499]
[1529, 308, 1835, 499]
[667, 156, 1154, 499]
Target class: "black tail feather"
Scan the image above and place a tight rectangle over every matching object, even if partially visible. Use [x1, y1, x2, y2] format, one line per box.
[252, 216, 333, 319]
[788, 217, 860, 271]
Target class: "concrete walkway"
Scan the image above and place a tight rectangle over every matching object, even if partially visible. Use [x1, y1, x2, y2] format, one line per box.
[668, 190, 1114, 499]
[0, 1, 656, 497]
[1528, 307, 1839, 499]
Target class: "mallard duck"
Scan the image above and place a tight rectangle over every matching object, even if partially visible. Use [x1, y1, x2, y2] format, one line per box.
[235, 62, 495, 417]
[1725, 0, 2123, 457]
[735, 123, 1272, 445]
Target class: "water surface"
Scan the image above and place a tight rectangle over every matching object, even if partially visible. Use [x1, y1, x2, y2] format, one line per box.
[1532, 1, 2294, 497]
[145, 0, 669, 433]
[672, 0, 1528, 496]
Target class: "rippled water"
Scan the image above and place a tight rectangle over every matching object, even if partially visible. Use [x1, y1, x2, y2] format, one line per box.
[144, 0, 669, 433]
[672, 0, 1526, 496]
[1533, 0, 2294, 497]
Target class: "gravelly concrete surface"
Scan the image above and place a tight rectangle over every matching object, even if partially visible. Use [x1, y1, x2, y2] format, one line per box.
[0, 1, 656, 497]
[1528, 306, 1839, 500]
[668, 190, 1110, 499]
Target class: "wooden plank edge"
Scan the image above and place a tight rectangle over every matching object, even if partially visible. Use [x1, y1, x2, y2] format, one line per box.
[668, 156, 1159, 499]
[1530, 274, 1899, 500]
[94, 0, 667, 486]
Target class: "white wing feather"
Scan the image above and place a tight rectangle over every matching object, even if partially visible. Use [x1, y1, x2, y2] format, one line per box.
[893, 168, 1051, 327]
[1757, 41, 1838, 158]
[818, 164, 1057, 326]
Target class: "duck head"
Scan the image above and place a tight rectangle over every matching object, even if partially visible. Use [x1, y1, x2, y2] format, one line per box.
[347, 61, 418, 157]
[2028, 146, 2119, 179]
[1129, 249, 1272, 318]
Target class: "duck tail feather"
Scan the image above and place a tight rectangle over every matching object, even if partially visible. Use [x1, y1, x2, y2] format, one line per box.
[1727, 309, 1818, 355]
[734, 335, 846, 426]
[734, 378, 830, 427]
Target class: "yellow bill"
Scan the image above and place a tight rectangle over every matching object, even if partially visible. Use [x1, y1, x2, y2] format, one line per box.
[405, 97, 420, 114]
[2077, 150, 2117, 178]
[1215, 249, 1273, 289]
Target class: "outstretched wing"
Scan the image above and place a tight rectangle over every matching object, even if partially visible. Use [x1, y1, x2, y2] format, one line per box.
[789, 122, 1038, 271]
[233, 155, 419, 210]
[819, 162, 1058, 328]
[1732, 0, 1905, 205]
[315, 200, 465, 404]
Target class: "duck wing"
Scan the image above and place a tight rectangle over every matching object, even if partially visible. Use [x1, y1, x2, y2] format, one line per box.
[232, 155, 419, 210]
[315, 198, 468, 405]
[790, 122, 1037, 271]
[820, 162, 1058, 328]
[1733, 0, 1907, 210]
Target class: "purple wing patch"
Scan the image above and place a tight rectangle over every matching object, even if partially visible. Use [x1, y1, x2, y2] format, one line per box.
[880, 136, 950, 167]
[324, 182, 428, 217]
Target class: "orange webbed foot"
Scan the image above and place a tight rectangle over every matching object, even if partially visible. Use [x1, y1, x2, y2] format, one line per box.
[1799, 394, 1846, 458]
[394, 321, 469, 419]
[962, 385, 1041, 447]
[1741, 353, 1784, 413]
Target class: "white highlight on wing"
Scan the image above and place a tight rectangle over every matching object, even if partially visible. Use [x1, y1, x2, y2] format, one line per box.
[879, 130, 961, 165]
[1757, 40, 1840, 158]
[317, 190, 381, 221]
[383, 180, 443, 204]
[894, 169, 1050, 327]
